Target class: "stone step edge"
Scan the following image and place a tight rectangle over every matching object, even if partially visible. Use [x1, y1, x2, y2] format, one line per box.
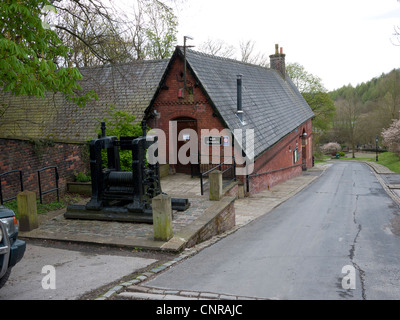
[121, 285, 267, 300]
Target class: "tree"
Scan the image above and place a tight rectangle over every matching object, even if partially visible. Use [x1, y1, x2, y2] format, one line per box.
[0, 0, 94, 105]
[142, 0, 178, 59]
[320, 142, 341, 155]
[51, 0, 179, 66]
[53, 0, 133, 67]
[382, 119, 400, 155]
[198, 38, 236, 59]
[333, 96, 362, 158]
[376, 69, 400, 126]
[198, 38, 269, 67]
[286, 63, 336, 134]
[329, 69, 400, 148]
[239, 40, 269, 67]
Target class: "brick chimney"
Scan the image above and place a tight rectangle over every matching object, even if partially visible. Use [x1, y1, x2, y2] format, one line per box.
[269, 44, 286, 79]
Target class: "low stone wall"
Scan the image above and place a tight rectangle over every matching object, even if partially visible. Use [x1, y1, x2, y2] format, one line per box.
[67, 182, 92, 196]
[162, 196, 236, 252]
[223, 180, 242, 198]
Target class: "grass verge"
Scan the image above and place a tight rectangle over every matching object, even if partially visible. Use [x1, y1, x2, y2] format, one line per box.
[376, 152, 400, 173]
[2, 193, 85, 219]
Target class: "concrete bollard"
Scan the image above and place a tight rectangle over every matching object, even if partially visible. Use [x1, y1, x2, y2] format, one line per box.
[152, 194, 173, 241]
[17, 190, 38, 232]
[209, 170, 223, 201]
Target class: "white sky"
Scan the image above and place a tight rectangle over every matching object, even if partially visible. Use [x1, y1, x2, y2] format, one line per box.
[173, 0, 400, 91]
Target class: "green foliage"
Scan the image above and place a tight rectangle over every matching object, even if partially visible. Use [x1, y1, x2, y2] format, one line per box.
[74, 171, 91, 182]
[143, 0, 178, 59]
[3, 194, 84, 218]
[377, 152, 400, 173]
[96, 106, 144, 171]
[327, 69, 400, 147]
[286, 62, 335, 133]
[0, 0, 96, 106]
[302, 91, 336, 132]
[329, 70, 399, 105]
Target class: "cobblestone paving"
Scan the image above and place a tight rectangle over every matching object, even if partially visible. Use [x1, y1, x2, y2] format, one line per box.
[36, 197, 213, 240]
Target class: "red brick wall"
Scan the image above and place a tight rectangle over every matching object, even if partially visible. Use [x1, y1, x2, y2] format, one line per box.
[147, 55, 227, 169]
[0, 139, 88, 203]
[247, 119, 313, 194]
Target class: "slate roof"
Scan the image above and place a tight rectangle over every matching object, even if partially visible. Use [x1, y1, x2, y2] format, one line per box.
[0, 47, 314, 159]
[0, 59, 169, 143]
[178, 48, 314, 158]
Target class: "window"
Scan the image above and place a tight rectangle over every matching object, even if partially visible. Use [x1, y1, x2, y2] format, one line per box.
[293, 147, 300, 164]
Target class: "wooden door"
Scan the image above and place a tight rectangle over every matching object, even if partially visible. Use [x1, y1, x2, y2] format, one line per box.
[175, 118, 198, 174]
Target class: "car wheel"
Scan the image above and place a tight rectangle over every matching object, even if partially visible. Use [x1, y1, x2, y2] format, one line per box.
[0, 268, 12, 289]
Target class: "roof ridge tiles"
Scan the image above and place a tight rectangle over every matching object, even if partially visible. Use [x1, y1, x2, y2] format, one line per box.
[180, 47, 272, 72]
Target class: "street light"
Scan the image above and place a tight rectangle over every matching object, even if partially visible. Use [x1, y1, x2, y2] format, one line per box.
[376, 136, 379, 162]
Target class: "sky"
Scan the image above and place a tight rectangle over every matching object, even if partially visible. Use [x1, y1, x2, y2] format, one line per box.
[173, 0, 400, 91]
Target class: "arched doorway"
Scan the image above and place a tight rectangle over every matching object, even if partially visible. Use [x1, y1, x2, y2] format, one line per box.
[173, 117, 198, 174]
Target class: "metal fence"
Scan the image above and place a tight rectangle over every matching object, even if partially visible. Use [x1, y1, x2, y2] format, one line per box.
[0, 170, 24, 205]
[37, 166, 60, 204]
[198, 156, 236, 196]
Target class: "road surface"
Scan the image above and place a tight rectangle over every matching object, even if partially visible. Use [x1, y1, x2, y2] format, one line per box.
[0, 240, 165, 300]
[145, 161, 400, 300]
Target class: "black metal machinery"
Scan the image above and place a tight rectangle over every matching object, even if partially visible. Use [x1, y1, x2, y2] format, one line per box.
[65, 121, 190, 223]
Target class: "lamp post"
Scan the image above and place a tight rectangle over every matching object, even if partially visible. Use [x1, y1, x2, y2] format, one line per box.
[376, 136, 379, 162]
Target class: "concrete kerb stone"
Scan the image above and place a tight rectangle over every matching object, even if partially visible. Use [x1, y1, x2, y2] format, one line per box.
[363, 161, 400, 207]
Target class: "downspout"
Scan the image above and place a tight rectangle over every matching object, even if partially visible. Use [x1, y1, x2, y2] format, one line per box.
[237, 74, 243, 122]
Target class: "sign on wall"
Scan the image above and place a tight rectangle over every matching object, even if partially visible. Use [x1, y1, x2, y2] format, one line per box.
[204, 136, 222, 145]
[204, 136, 230, 146]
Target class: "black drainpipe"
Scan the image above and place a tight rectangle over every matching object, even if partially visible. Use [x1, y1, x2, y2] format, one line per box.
[237, 74, 243, 122]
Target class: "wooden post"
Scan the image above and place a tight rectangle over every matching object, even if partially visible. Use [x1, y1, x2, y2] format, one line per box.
[152, 194, 173, 241]
[17, 191, 38, 232]
[209, 170, 223, 201]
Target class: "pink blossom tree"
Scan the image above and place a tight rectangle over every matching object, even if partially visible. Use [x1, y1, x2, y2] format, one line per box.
[320, 142, 341, 155]
[382, 120, 400, 155]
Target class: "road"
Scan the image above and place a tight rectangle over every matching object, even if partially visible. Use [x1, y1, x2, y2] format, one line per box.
[0, 239, 173, 300]
[144, 161, 400, 300]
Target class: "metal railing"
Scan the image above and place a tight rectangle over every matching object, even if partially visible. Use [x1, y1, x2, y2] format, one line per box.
[0, 170, 24, 205]
[37, 166, 59, 204]
[199, 157, 236, 196]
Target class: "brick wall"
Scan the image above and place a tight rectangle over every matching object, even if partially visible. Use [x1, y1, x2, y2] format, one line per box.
[0, 138, 88, 203]
[185, 196, 236, 248]
[247, 119, 313, 194]
[147, 55, 227, 170]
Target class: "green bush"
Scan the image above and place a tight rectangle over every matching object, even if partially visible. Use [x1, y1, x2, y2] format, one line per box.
[96, 105, 144, 172]
[74, 171, 91, 182]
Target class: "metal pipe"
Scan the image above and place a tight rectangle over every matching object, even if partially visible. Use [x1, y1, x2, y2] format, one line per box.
[183, 36, 194, 92]
[237, 74, 243, 122]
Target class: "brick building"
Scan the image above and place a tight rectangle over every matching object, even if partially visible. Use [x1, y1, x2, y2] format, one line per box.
[0, 44, 314, 200]
[145, 45, 314, 194]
